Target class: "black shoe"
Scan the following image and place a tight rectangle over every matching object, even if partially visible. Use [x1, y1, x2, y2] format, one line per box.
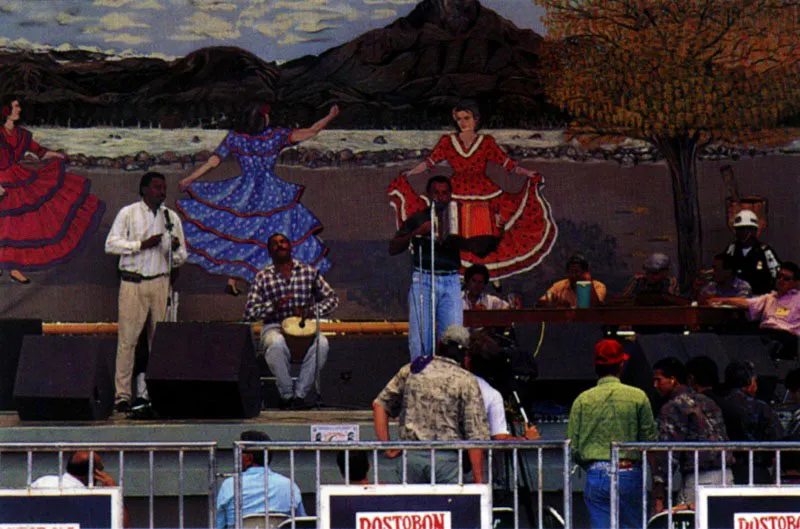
[130, 399, 155, 420]
[290, 397, 313, 410]
[278, 397, 294, 410]
[131, 398, 151, 412]
[114, 400, 131, 414]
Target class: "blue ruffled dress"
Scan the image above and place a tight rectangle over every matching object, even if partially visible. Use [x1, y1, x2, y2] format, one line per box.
[177, 127, 331, 282]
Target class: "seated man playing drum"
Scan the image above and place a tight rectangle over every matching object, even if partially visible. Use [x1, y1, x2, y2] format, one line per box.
[244, 233, 339, 409]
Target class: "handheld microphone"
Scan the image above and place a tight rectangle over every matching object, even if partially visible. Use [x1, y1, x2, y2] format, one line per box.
[163, 208, 174, 232]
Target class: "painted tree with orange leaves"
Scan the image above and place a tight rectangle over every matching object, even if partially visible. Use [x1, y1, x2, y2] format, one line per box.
[535, 0, 800, 289]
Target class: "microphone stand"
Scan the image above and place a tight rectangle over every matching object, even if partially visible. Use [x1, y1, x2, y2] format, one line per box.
[430, 202, 436, 357]
[313, 303, 322, 406]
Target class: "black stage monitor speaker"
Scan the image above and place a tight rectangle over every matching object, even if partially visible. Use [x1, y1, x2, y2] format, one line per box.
[625, 333, 779, 402]
[13, 335, 115, 421]
[0, 319, 43, 410]
[319, 336, 409, 408]
[147, 322, 261, 418]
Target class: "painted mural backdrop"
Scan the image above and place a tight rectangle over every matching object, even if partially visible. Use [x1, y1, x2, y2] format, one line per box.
[0, 0, 797, 322]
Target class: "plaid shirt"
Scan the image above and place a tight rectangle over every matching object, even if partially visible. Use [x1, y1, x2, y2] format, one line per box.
[243, 260, 338, 324]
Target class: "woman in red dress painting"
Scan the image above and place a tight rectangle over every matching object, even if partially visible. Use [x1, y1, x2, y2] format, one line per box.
[388, 100, 557, 280]
[0, 96, 104, 283]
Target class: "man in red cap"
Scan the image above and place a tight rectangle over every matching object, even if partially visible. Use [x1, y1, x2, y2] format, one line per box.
[567, 339, 657, 529]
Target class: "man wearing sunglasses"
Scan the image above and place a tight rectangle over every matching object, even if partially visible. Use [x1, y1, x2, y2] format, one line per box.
[709, 261, 800, 359]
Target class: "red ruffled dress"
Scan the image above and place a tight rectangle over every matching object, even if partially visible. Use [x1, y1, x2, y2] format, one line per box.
[0, 127, 104, 270]
[388, 133, 557, 280]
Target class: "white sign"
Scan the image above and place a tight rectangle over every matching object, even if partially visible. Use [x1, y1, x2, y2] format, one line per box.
[697, 486, 800, 529]
[734, 513, 800, 529]
[0, 525, 79, 529]
[319, 484, 492, 529]
[311, 424, 359, 442]
[356, 511, 452, 529]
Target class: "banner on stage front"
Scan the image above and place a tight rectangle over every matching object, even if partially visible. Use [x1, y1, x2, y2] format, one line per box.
[697, 486, 800, 529]
[0, 487, 122, 529]
[319, 484, 491, 529]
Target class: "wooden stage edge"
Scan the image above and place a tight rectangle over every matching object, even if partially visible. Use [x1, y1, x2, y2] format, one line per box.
[0, 409, 376, 430]
[40, 307, 746, 335]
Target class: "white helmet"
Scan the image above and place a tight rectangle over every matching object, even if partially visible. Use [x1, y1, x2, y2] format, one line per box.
[733, 210, 759, 229]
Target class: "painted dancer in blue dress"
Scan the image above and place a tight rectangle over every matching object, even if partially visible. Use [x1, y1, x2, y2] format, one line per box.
[178, 103, 339, 295]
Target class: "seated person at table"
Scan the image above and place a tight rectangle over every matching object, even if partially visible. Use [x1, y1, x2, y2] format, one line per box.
[538, 254, 606, 308]
[621, 252, 680, 302]
[695, 253, 752, 304]
[462, 264, 511, 310]
[709, 262, 800, 358]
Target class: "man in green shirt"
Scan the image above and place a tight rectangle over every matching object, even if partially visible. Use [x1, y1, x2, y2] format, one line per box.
[568, 339, 658, 529]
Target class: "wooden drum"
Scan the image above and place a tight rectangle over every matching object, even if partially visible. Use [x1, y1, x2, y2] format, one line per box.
[281, 316, 317, 363]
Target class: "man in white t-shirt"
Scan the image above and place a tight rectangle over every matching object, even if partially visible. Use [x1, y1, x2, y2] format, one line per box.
[31, 451, 117, 489]
[468, 335, 539, 441]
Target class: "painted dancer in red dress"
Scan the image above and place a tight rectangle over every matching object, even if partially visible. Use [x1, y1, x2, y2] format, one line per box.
[388, 100, 557, 280]
[0, 96, 104, 284]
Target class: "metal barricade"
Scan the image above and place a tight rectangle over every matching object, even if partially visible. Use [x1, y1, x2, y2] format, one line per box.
[0, 441, 218, 529]
[609, 441, 800, 529]
[230, 440, 572, 529]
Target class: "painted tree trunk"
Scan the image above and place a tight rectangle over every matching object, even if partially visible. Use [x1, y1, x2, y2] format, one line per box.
[652, 134, 703, 293]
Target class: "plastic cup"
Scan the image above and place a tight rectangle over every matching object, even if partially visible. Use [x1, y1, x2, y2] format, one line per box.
[576, 281, 591, 308]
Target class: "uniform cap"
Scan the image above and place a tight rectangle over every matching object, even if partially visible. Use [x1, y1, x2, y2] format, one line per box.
[733, 210, 759, 228]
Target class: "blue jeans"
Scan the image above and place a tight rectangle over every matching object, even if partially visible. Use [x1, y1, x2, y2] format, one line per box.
[584, 463, 643, 529]
[408, 270, 462, 361]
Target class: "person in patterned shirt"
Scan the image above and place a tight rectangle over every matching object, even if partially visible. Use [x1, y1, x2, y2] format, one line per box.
[372, 325, 490, 484]
[244, 233, 338, 409]
[652, 357, 732, 510]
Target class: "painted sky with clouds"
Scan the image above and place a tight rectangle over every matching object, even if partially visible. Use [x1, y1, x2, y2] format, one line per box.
[0, 0, 545, 62]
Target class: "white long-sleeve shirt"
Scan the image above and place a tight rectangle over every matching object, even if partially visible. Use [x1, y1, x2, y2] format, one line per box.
[105, 200, 187, 276]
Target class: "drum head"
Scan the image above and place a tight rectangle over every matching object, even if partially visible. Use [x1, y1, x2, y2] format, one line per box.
[281, 316, 317, 337]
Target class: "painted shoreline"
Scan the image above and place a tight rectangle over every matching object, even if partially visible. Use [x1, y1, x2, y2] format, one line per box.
[30, 127, 800, 171]
[45, 142, 800, 172]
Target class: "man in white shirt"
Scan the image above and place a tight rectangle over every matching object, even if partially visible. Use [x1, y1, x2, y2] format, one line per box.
[105, 172, 187, 414]
[462, 264, 510, 310]
[31, 451, 116, 489]
[468, 334, 539, 441]
[31, 451, 130, 528]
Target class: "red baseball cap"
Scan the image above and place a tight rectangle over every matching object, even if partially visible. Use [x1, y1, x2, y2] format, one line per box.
[594, 339, 629, 365]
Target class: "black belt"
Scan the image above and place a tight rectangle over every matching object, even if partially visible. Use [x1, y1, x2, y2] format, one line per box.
[120, 271, 168, 283]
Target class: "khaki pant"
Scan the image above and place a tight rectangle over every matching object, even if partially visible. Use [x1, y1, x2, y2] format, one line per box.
[115, 276, 169, 402]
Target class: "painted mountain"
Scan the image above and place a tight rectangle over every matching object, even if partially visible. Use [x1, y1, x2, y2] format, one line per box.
[0, 0, 560, 128]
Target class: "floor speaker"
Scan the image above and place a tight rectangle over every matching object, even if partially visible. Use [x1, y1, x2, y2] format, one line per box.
[0, 319, 42, 410]
[626, 333, 779, 402]
[319, 336, 408, 408]
[147, 322, 261, 418]
[13, 335, 115, 421]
